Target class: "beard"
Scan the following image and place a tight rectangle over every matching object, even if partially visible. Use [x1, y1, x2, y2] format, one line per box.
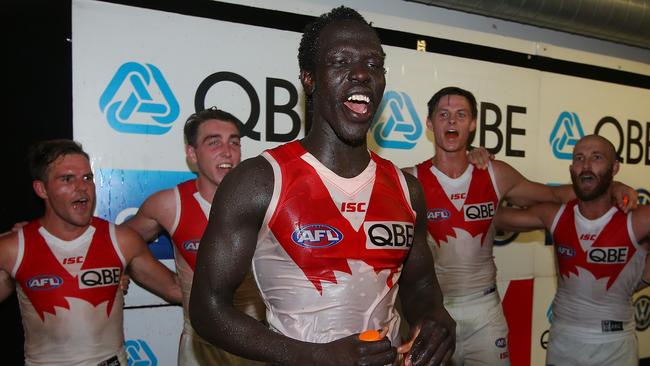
[571, 166, 614, 201]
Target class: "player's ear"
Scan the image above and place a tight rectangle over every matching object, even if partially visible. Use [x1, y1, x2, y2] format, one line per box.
[186, 144, 197, 163]
[300, 70, 315, 96]
[33, 180, 47, 199]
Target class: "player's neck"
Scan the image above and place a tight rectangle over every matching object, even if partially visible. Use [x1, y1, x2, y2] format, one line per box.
[301, 132, 371, 178]
[39, 211, 90, 241]
[432, 149, 470, 178]
[576, 191, 614, 220]
[196, 176, 217, 203]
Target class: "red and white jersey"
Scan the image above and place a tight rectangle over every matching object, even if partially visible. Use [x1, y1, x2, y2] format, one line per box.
[550, 201, 646, 336]
[414, 160, 500, 297]
[13, 218, 127, 366]
[256, 141, 415, 344]
[170, 179, 264, 330]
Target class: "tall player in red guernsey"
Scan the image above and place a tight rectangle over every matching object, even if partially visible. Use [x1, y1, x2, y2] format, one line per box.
[190, 7, 455, 366]
[403, 87, 636, 365]
[496, 134, 650, 365]
[123, 108, 264, 366]
[0, 140, 181, 366]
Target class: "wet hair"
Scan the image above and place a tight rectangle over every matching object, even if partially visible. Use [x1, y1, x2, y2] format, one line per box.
[183, 107, 243, 147]
[27, 139, 89, 181]
[427, 86, 478, 119]
[298, 6, 378, 73]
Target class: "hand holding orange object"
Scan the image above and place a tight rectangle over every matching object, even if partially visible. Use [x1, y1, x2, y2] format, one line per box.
[359, 329, 381, 341]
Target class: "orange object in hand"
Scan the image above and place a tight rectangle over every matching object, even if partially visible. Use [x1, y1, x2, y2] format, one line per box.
[623, 195, 629, 206]
[359, 329, 382, 341]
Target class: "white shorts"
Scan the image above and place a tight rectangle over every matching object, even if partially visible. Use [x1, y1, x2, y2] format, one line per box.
[178, 330, 265, 366]
[445, 288, 510, 366]
[546, 325, 638, 366]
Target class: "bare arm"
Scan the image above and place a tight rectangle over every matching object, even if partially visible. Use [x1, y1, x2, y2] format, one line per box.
[494, 160, 636, 211]
[494, 203, 559, 233]
[121, 189, 176, 242]
[632, 205, 650, 244]
[397, 173, 455, 366]
[0, 233, 18, 302]
[117, 226, 181, 304]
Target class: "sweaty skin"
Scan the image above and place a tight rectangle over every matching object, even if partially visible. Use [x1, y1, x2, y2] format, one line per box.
[190, 17, 455, 366]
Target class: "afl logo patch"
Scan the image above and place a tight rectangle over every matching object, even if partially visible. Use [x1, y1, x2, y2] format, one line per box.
[183, 239, 200, 252]
[427, 208, 450, 222]
[27, 275, 63, 290]
[291, 224, 343, 249]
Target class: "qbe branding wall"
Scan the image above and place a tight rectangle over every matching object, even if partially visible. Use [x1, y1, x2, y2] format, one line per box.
[72, 0, 650, 364]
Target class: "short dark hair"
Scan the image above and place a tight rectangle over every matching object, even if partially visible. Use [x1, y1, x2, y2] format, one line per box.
[427, 86, 478, 119]
[27, 139, 89, 181]
[298, 6, 378, 73]
[183, 107, 243, 147]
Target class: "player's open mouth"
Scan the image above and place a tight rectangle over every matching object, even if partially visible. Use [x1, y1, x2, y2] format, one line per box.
[344, 94, 370, 116]
[218, 163, 233, 169]
[72, 198, 89, 209]
[445, 129, 459, 138]
[579, 173, 596, 183]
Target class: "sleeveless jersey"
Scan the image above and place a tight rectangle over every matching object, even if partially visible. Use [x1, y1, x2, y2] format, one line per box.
[14, 218, 127, 366]
[170, 179, 264, 329]
[255, 141, 415, 344]
[415, 160, 500, 297]
[550, 201, 645, 335]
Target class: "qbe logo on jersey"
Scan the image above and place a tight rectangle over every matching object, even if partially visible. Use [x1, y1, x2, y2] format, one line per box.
[549, 111, 585, 159]
[125, 339, 157, 366]
[364, 221, 414, 249]
[463, 202, 495, 222]
[371, 91, 422, 149]
[99, 62, 179, 135]
[586, 247, 628, 264]
[78, 267, 121, 289]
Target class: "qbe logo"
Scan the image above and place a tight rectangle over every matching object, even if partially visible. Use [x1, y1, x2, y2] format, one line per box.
[371, 91, 422, 149]
[549, 111, 585, 159]
[125, 339, 157, 366]
[27, 275, 63, 290]
[463, 202, 495, 222]
[634, 295, 650, 331]
[364, 221, 414, 250]
[78, 267, 121, 289]
[291, 224, 343, 249]
[586, 247, 628, 264]
[183, 239, 200, 252]
[99, 62, 179, 135]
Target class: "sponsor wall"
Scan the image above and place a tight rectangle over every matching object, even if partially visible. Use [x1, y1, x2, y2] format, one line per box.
[72, 0, 650, 364]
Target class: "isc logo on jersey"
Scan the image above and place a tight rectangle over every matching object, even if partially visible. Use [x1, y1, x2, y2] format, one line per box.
[27, 275, 63, 290]
[427, 208, 450, 222]
[364, 221, 414, 250]
[183, 239, 200, 252]
[79, 267, 121, 289]
[463, 202, 495, 222]
[587, 247, 628, 264]
[291, 224, 343, 249]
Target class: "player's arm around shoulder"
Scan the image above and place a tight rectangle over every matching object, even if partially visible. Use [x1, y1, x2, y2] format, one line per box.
[0, 231, 19, 302]
[491, 159, 572, 207]
[398, 172, 455, 366]
[116, 225, 181, 304]
[494, 202, 559, 233]
[121, 188, 176, 242]
[632, 205, 650, 247]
